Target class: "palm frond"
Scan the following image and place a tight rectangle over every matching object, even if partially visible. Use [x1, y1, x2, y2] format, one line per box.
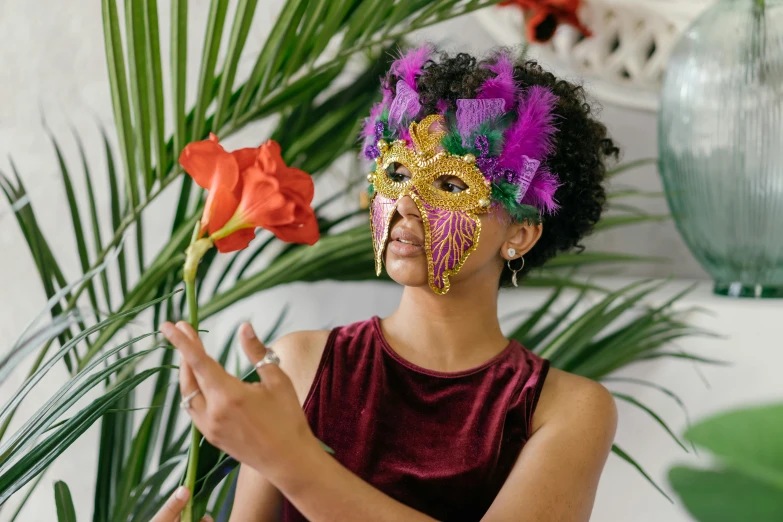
[53, 481, 77, 522]
[504, 278, 714, 500]
[612, 444, 673, 503]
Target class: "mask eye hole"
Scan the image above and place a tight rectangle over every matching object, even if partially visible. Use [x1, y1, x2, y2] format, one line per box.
[432, 175, 468, 194]
[385, 162, 411, 184]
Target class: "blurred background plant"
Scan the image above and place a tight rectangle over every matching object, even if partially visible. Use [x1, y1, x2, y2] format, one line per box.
[669, 403, 783, 522]
[0, 0, 714, 520]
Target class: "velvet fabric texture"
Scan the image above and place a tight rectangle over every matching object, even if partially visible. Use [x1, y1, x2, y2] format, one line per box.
[280, 317, 550, 521]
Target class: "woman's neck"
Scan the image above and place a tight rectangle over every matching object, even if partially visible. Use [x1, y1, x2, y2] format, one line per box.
[381, 277, 509, 373]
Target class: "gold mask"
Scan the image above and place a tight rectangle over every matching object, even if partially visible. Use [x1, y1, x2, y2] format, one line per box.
[369, 114, 493, 295]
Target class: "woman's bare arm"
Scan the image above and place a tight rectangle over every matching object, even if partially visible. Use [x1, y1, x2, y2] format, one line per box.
[482, 368, 618, 522]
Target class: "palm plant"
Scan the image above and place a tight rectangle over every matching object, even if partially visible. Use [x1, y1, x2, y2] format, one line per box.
[0, 0, 713, 519]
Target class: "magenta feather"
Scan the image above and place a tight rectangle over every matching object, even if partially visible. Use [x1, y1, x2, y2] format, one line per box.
[499, 85, 560, 212]
[390, 44, 434, 93]
[478, 53, 519, 111]
[498, 86, 559, 173]
[520, 167, 561, 213]
[398, 126, 412, 146]
[381, 85, 393, 107]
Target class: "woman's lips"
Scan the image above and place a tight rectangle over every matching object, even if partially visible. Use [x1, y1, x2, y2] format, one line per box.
[388, 238, 424, 257]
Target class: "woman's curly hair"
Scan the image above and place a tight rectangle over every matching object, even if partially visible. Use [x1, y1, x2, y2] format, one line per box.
[384, 50, 619, 286]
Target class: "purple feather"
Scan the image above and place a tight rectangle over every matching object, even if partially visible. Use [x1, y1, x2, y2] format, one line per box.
[498, 86, 559, 174]
[520, 167, 561, 214]
[388, 79, 422, 125]
[478, 53, 519, 111]
[436, 99, 449, 113]
[390, 44, 434, 93]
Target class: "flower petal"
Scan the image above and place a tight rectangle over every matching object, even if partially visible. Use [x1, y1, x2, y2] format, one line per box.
[256, 141, 286, 176]
[266, 205, 320, 245]
[236, 166, 297, 227]
[277, 167, 315, 205]
[179, 137, 239, 192]
[204, 176, 240, 236]
[180, 135, 242, 234]
[214, 228, 256, 253]
[231, 147, 260, 171]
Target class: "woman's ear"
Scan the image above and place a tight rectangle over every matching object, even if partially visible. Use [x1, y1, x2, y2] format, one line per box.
[502, 220, 543, 260]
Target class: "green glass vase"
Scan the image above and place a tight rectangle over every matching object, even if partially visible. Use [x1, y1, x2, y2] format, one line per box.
[658, 0, 783, 298]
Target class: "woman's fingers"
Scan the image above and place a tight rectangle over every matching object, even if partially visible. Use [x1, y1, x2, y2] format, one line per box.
[179, 357, 207, 412]
[240, 323, 287, 388]
[150, 486, 189, 522]
[160, 321, 228, 393]
[240, 323, 267, 364]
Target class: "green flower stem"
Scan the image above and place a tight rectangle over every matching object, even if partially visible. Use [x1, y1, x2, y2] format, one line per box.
[181, 220, 209, 522]
[182, 277, 200, 522]
[209, 214, 249, 241]
[756, 0, 765, 9]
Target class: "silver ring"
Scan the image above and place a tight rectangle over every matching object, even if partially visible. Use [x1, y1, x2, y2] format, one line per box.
[180, 389, 202, 410]
[254, 349, 280, 370]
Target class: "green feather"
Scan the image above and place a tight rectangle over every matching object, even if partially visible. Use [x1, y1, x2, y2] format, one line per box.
[441, 129, 468, 156]
[367, 184, 375, 196]
[469, 116, 506, 157]
[509, 204, 541, 225]
[440, 112, 511, 157]
[492, 181, 541, 224]
[492, 180, 520, 208]
[440, 112, 468, 155]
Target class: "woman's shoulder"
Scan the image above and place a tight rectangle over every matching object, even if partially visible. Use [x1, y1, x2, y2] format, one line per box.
[269, 318, 378, 404]
[271, 329, 332, 405]
[531, 367, 618, 437]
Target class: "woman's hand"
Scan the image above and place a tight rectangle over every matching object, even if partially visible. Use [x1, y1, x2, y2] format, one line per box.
[150, 487, 213, 522]
[159, 321, 321, 482]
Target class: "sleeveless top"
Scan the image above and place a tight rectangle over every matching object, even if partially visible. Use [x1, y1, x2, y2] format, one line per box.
[280, 317, 550, 522]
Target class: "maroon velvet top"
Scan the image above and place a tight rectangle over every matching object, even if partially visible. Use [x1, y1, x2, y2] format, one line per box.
[280, 317, 549, 522]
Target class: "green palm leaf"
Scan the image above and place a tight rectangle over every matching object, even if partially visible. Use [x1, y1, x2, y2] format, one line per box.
[54, 481, 78, 522]
[613, 444, 673, 503]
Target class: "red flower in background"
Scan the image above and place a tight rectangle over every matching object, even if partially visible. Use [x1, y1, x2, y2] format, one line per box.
[179, 134, 319, 253]
[501, 0, 591, 43]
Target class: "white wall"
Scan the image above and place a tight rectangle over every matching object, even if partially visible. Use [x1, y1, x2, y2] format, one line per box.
[2, 1, 778, 521]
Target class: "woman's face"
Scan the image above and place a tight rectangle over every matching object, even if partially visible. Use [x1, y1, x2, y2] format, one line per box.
[382, 164, 542, 293]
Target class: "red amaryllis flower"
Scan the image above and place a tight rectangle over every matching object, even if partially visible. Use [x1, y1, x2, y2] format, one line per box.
[501, 0, 591, 43]
[179, 134, 319, 253]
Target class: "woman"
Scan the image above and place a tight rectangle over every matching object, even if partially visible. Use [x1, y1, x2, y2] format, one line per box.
[159, 47, 619, 522]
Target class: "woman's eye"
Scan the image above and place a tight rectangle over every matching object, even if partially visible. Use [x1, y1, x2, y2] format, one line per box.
[434, 175, 468, 194]
[385, 163, 410, 183]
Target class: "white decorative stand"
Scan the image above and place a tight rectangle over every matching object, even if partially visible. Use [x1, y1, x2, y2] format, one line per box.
[477, 0, 714, 111]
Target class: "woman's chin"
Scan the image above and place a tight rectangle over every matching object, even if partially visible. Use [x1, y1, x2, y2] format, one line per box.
[384, 252, 429, 288]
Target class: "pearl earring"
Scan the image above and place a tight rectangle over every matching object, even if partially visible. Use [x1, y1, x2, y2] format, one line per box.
[507, 248, 516, 258]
